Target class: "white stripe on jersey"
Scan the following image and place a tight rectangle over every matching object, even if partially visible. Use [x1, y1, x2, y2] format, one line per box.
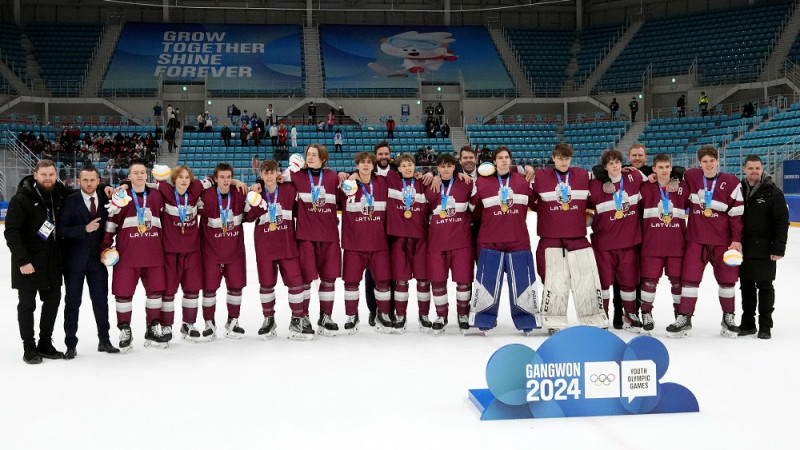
[481, 193, 529, 208]
[595, 193, 640, 214]
[344, 200, 387, 212]
[727, 205, 744, 216]
[256, 210, 294, 223]
[298, 192, 336, 204]
[387, 188, 428, 203]
[206, 214, 244, 228]
[539, 189, 589, 202]
[122, 216, 163, 229]
[431, 202, 469, 214]
[105, 222, 118, 232]
[164, 203, 198, 217]
[689, 195, 730, 213]
[642, 207, 687, 219]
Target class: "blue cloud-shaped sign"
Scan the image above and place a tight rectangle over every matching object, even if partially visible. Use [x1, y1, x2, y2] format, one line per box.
[469, 326, 699, 420]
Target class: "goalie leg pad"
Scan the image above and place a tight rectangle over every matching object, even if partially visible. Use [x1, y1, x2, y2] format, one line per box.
[567, 247, 608, 328]
[504, 250, 539, 330]
[540, 247, 571, 330]
[470, 248, 504, 330]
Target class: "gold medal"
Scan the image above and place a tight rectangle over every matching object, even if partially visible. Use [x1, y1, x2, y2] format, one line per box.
[663, 216, 672, 224]
[561, 202, 570, 211]
[439, 210, 447, 219]
[703, 208, 712, 217]
[138, 224, 146, 234]
[181, 226, 185, 235]
[404, 210, 412, 219]
[614, 210, 624, 219]
[269, 222, 277, 231]
[500, 204, 509, 213]
[222, 226, 228, 234]
[312, 203, 317, 212]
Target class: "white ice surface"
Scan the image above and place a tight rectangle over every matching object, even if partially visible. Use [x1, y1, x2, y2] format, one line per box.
[1, 218, 798, 450]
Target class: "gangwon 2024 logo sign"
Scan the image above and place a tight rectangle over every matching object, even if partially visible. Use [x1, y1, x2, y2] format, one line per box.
[468, 326, 698, 420]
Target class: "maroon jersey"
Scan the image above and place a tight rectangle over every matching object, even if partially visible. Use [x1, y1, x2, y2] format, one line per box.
[386, 171, 428, 239]
[283, 168, 339, 243]
[588, 170, 646, 251]
[532, 167, 591, 239]
[337, 175, 389, 252]
[102, 187, 164, 268]
[246, 183, 299, 261]
[424, 178, 472, 252]
[157, 178, 213, 254]
[640, 180, 689, 257]
[683, 168, 744, 246]
[197, 187, 248, 264]
[472, 172, 534, 247]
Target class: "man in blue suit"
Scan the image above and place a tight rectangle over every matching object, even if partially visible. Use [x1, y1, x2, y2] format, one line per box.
[57, 166, 119, 358]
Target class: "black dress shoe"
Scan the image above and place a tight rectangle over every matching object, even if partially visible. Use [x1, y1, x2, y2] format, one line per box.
[757, 329, 771, 340]
[98, 341, 120, 353]
[23, 342, 42, 365]
[738, 327, 757, 337]
[64, 347, 77, 360]
[37, 340, 64, 359]
[368, 310, 377, 327]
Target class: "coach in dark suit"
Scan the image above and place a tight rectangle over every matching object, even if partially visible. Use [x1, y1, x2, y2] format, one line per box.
[57, 166, 119, 358]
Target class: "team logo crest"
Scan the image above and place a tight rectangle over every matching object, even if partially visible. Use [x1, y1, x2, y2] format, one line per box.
[274, 205, 285, 225]
[441, 196, 457, 218]
[696, 189, 707, 209]
[554, 184, 571, 205]
[360, 196, 374, 216]
[314, 186, 328, 208]
[657, 200, 673, 222]
[402, 184, 417, 199]
[144, 210, 153, 230]
[619, 191, 631, 212]
[498, 186, 515, 208]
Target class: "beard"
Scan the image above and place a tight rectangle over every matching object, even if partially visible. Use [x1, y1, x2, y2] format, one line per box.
[377, 159, 390, 169]
[36, 181, 56, 193]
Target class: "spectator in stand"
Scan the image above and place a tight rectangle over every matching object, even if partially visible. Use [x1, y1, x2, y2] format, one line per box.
[677, 94, 686, 118]
[426, 146, 436, 160]
[425, 117, 436, 138]
[441, 121, 450, 138]
[165, 127, 176, 153]
[269, 123, 279, 148]
[337, 105, 345, 123]
[241, 110, 251, 127]
[153, 101, 162, 125]
[435, 102, 445, 122]
[742, 102, 755, 119]
[230, 104, 241, 119]
[240, 122, 249, 146]
[629, 97, 639, 122]
[204, 114, 213, 132]
[265, 103, 275, 126]
[699, 92, 710, 117]
[308, 102, 317, 124]
[425, 103, 435, 118]
[252, 155, 260, 178]
[609, 97, 619, 120]
[290, 125, 298, 149]
[196, 113, 205, 131]
[317, 120, 325, 132]
[334, 129, 344, 153]
[386, 115, 395, 139]
[154, 126, 163, 141]
[326, 110, 336, 132]
[221, 123, 232, 148]
[278, 124, 288, 152]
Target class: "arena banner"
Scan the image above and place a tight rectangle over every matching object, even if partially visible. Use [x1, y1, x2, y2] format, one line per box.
[783, 160, 800, 194]
[102, 23, 302, 91]
[0, 201, 8, 224]
[320, 25, 514, 91]
[468, 327, 699, 420]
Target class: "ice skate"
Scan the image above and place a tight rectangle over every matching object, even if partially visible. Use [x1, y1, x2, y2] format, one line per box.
[224, 317, 245, 339]
[118, 323, 133, 353]
[432, 316, 448, 336]
[288, 316, 315, 341]
[180, 322, 201, 343]
[202, 319, 217, 342]
[258, 316, 277, 340]
[720, 312, 740, 339]
[161, 325, 173, 342]
[394, 315, 407, 334]
[143, 320, 169, 349]
[374, 312, 395, 334]
[343, 313, 360, 335]
[457, 314, 470, 335]
[666, 314, 692, 338]
[641, 312, 654, 335]
[317, 313, 338, 337]
[622, 312, 643, 334]
[418, 315, 432, 333]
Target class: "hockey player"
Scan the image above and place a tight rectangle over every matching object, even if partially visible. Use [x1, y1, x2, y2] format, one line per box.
[668, 145, 744, 338]
[470, 147, 539, 334]
[587, 149, 647, 333]
[281, 144, 341, 336]
[386, 154, 430, 332]
[247, 160, 310, 340]
[533, 143, 606, 333]
[423, 154, 474, 334]
[338, 152, 391, 334]
[638, 154, 689, 333]
[102, 159, 169, 352]
[198, 163, 250, 340]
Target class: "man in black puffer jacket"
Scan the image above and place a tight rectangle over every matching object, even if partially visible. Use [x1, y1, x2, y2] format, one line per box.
[738, 155, 789, 340]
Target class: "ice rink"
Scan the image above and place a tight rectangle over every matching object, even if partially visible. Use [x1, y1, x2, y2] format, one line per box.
[1, 217, 798, 450]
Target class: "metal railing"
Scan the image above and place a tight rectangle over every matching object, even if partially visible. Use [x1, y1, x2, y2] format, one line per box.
[648, 93, 788, 120]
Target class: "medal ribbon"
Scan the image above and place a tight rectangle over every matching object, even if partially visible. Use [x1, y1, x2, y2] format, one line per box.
[555, 170, 570, 204]
[402, 178, 414, 211]
[265, 184, 279, 224]
[174, 188, 188, 227]
[309, 170, 324, 205]
[360, 179, 374, 210]
[613, 175, 624, 212]
[497, 173, 510, 206]
[217, 187, 231, 230]
[440, 178, 454, 214]
[132, 188, 147, 226]
[659, 186, 670, 216]
[703, 174, 717, 211]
